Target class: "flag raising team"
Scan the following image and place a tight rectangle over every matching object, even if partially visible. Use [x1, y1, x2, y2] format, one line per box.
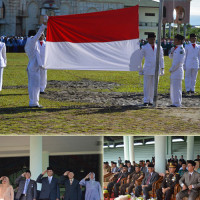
[0, 15, 199, 108]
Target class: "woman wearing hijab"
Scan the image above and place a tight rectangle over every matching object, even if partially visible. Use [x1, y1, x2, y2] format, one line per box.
[0, 176, 14, 200]
[79, 172, 102, 200]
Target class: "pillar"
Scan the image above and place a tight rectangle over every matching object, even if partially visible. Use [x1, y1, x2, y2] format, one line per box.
[30, 136, 43, 181]
[123, 136, 129, 161]
[167, 136, 172, 157]
[187, 136, 194, 160]
[169, 23, 171, 38]
[163, 23, 166, 38]
[177, 24, 180, 34]
[129, 136, 135, 164]
[184, 24, 187, 38]
[155, 136, 166, 173]
[42, 151, 49, 174]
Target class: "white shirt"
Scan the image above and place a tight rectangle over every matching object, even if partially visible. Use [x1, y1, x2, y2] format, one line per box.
[48, 176, 53, 183]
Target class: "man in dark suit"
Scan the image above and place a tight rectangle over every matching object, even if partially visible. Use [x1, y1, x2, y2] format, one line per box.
[127, 161, 135, 174]
[107, 165, 129, 197]
[15, 170, 37, 200]
[59, 171, 81, 200]
[36, 167, 60, 200]
[142, 160, 150, 175]
[135, 163, 159, 200]
[176, 160, 200, 200]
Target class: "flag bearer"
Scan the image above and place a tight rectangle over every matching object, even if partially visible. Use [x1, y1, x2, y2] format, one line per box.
[0, 41, 7, 91]
[25, 16, 48, 107]
[139, 33, 164, 106]
[169, 34, 186, 107]
[184, 33, 200, 94]
[36, 33, 47, 94]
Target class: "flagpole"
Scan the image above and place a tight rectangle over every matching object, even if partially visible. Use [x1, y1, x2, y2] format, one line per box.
[153, 0, 164, 107]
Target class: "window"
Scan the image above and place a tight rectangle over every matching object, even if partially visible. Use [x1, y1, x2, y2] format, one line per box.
[145, 13, 155, 16]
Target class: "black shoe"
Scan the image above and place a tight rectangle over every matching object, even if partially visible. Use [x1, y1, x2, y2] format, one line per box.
[149, 103, 153, 106]
[40, 91, 46, 94]
[143, 103, 149, 106]
[168, 105, 177, 107]
[191, 91, 195, 94]
[29, 105, 43, 108]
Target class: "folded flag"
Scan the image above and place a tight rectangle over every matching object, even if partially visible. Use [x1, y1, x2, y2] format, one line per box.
[45, 6, 141, 71]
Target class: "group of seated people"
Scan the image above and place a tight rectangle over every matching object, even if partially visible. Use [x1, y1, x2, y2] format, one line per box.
[104, 155, 200, 200]
[0, 167, 102, 200]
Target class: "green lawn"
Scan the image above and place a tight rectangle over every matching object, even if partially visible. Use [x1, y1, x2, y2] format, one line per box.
[0, 53, 200, 134]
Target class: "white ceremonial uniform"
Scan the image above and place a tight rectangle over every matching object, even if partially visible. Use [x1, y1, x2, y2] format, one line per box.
[25, 24, 46, 106]
[184, 43, 200, 92]
[169, 45, 186, 107]
[0, 42, 7, 91]
[139, 43, 164, 104]
[37, 40, 47, 92]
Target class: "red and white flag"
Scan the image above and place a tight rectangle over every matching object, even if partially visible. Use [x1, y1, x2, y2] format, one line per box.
[45, 6, 141, 71]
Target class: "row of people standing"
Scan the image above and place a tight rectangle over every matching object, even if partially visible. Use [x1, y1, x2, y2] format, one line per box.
[0, 167, 102, 200]
[139, 33, 199, 107]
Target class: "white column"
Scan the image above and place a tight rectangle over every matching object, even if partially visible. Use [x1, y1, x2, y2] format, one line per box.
[169, 23, 171, 38]
[30, 136, 43, 181]
[184, 24, 187, 38]
[123, 136, 129, 161]
[155, 136, 166, 173]
[129, 136, 135, 163]
[187, 136, 194, 160]
[167, 136, 172, 157]
[42, 151, 49, 174]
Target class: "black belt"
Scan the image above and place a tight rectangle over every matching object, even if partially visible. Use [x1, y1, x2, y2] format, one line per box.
[21, 194, 27, 197]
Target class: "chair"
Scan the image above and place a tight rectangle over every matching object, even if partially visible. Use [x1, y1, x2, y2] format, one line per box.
[174, 185, 200, 200]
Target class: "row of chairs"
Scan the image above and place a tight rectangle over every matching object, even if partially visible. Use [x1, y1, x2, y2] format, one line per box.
[104, 173, 200, 200]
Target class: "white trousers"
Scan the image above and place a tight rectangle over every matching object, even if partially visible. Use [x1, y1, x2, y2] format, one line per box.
[170, 79, 182, 107]
[40, 68, 47, 92]
[27, 68, 40, 106]
[185, 68, 198, 92]
[0, 67, 3, 91]
[143, 75, 155, 104]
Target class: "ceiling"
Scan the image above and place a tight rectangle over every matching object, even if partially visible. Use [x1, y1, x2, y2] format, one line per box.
[0, 136, 102, 157]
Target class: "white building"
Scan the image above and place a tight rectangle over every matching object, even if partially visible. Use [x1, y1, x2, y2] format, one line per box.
[0, 0, 159, 39]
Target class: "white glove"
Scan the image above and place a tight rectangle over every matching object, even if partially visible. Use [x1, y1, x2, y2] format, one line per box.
[139, 70, 144, 75]
[160, 68, 164, 76]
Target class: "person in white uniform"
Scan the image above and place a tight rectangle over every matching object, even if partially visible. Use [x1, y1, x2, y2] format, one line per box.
[169, 34, 186, 107]
[37, 33, 47, 94]
[25, 18, 47, 107]
[0, 41, 7, 91]
[184, 33, 200, 94]
[139, 33, 164, 106]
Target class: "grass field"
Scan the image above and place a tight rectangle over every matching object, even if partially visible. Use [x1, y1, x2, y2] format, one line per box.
[0, 53, 200, 134]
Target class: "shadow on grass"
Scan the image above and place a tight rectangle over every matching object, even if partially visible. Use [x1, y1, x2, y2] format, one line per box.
[0, 104, 147, 115]
[0, 94, 27, 96]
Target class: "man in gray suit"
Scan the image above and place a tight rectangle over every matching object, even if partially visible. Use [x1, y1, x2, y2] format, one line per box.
[36, 167, 60, 200]
[135, 163, 159, 200]
[15, 170, 37, 200]
[176, 160, 200, 200]
[59, 171, 81, 200]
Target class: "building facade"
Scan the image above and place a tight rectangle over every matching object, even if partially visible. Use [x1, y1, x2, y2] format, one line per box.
[0, 0, 159, 39]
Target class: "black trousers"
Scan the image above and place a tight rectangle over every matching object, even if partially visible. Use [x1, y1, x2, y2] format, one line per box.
[156, 188, 174, 200]
[107, 181, 121, 197]
[135, 185, 152, 200]
[120, 182, 135, 195]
